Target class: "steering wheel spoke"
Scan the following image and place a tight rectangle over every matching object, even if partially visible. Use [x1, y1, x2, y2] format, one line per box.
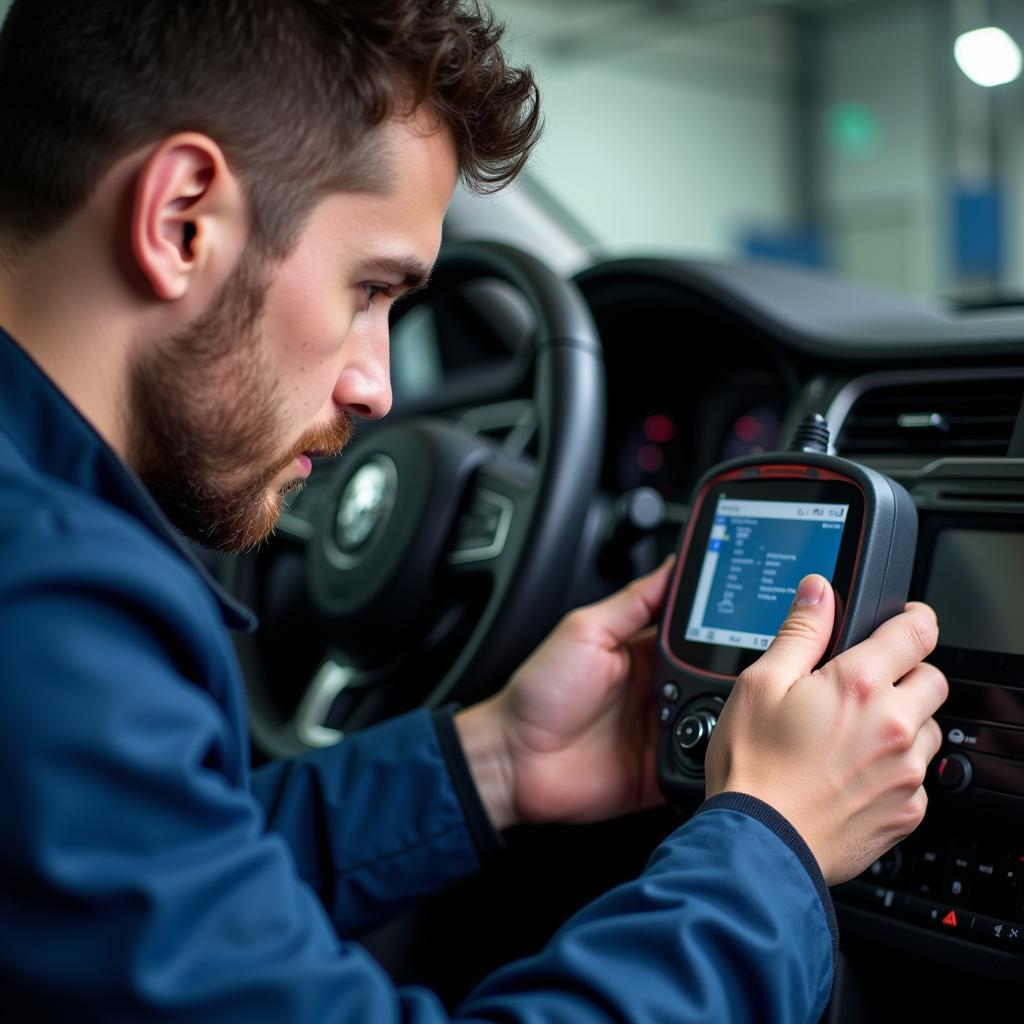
[293, 656, 358, 747]
[446, 454, 532, 577]
[446, 485, 515, 569]
[292, 651, 406, 747]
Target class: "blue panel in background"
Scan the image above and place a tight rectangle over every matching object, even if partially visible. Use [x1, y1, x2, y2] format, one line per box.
[741, 225, 828, 270]
[953, 181, 1004, 276]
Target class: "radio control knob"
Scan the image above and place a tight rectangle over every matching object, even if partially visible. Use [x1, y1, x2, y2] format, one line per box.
[676, 710, 718, 759]
[867, 846, 904, 881]
[935, 752, 972, 795]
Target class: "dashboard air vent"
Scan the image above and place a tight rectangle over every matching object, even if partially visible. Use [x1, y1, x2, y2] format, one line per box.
[835, 377, 1024, 457]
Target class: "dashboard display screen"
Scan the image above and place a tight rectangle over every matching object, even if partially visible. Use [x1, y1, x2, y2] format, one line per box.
[924, 529, 1024, 657]
[683, 496, 849, 651]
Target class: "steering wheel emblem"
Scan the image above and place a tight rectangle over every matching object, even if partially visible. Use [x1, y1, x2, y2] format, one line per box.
[333, 455, 397, 561]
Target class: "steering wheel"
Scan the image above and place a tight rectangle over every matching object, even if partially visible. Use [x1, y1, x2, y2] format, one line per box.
[225, 241, 604, 758]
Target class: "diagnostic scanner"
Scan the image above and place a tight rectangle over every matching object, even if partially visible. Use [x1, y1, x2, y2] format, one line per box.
[654, 414, 918, 804]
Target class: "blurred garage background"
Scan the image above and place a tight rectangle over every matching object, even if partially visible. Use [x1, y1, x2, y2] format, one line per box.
[6, 0, 1023, 305]
[464, 0, 1024, 305]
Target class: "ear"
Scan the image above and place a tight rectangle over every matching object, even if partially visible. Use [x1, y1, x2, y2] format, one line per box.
[130, 133, 247, 302]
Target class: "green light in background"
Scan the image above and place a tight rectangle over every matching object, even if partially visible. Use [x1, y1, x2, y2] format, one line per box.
[825, 102, 880, 158]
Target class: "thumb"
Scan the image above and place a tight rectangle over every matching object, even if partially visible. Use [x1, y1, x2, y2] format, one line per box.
[585, 555, 676, 646]
[749, 575, 836, 690]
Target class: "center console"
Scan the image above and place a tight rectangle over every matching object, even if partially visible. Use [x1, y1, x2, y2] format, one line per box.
[833, 489, 1024, 971]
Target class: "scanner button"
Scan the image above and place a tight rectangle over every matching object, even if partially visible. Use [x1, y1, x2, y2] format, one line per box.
[677, 717, 703, 748]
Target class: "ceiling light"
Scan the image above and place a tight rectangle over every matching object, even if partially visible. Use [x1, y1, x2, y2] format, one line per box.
[954, 26, 1023, 87]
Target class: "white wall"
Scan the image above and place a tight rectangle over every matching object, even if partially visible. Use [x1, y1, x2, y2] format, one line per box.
[991, 0, 1024, 296]
[813, 0, 945, 297]
[491, 1, 800, 260]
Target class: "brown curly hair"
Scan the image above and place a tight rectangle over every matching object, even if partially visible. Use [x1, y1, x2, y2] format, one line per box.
[0, 0, 540, 257]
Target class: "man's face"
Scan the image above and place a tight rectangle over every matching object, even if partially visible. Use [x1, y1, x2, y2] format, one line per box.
[128, 113, 457, 551]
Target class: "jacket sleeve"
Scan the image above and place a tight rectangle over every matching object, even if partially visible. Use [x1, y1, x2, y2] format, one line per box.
[0, 519, 461, 1022]
[0, 516, 836, 1023]
[250, 706, 501, 937]
[459, 793, 838, 1023]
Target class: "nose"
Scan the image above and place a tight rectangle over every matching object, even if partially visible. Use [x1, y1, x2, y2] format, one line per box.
[332, 321, 393, 420]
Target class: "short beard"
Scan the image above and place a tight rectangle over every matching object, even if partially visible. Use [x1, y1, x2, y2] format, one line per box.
[126, 252, 353, 552]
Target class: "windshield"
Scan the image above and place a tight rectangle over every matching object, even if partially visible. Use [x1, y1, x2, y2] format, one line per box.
[492, 0, 1024, 306]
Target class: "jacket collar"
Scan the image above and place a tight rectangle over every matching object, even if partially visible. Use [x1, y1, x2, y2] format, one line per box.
[0, 327, 257, 632]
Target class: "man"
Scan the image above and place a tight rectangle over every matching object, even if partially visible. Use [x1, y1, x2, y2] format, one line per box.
[0, 2, 946, 1021]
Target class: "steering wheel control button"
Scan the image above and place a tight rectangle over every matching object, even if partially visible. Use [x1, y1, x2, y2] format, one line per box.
[935, 752, 973, 794]
[453, 502, 501, 548]
[448, 488, 514, 565]
[660, 682, 680, 702]
[332, 455, 398, 565]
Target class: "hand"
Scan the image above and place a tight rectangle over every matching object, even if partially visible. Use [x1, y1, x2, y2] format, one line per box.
[455, 558, 675, 830]
[704, 574, 948, 886]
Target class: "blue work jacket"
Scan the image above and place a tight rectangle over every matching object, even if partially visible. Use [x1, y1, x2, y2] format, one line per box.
[0, 328, 838, 1021]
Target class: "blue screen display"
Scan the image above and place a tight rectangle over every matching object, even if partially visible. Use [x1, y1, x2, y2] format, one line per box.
[685, 496, 848, 651]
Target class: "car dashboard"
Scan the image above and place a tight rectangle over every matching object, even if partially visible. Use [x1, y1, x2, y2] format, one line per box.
[574, 257, 1024, 1012]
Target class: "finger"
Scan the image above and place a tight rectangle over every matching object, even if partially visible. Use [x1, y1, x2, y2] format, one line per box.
[920, 716, 944, 766]
[742, 575, 836, 693]
[902, 717, 944, 792]
[585, 555, 676, 646]
[819, 603, 938, 698]
[889, 662, 949, 729]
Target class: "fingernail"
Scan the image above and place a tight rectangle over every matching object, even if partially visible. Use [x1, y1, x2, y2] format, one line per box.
[795, 575, 825, 607]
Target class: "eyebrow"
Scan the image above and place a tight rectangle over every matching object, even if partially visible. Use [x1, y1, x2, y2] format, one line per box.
[360, 256, 433, 295]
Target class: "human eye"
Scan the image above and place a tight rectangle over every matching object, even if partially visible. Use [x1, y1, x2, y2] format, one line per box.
[358, 283, 392, 312]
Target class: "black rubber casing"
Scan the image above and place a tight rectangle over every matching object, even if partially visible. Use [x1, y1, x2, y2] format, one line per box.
[655, 451, 918, 804]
